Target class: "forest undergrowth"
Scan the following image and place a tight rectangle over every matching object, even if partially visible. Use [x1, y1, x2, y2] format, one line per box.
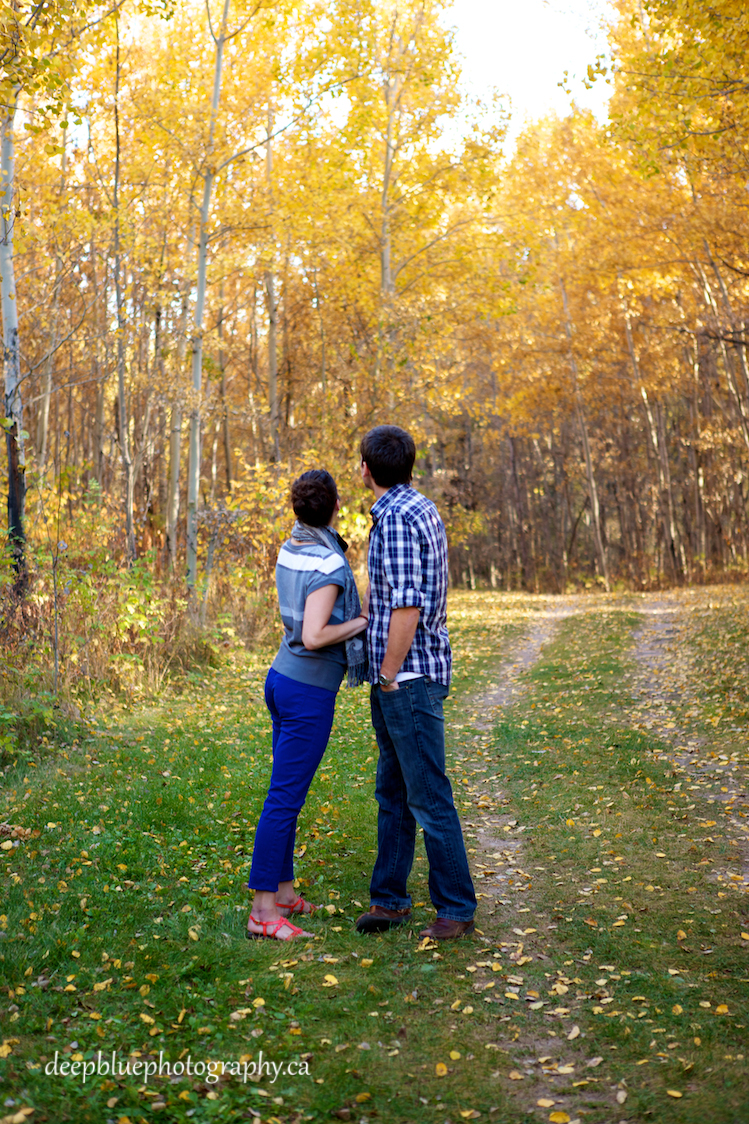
[0, 588, 747, 1124]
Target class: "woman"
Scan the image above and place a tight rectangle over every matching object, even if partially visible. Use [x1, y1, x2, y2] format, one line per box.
[247, 469, 368, 940]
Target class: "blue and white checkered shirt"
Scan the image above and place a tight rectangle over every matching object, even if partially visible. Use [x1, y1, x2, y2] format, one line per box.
[366, 483, 452, 686]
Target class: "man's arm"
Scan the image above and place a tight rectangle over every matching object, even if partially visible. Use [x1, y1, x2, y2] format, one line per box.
[379, 606, 420, 690]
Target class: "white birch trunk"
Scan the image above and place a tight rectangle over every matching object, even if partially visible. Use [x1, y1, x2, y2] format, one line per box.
[186, 0, 231, 590]
[265, 104, 280, 461]
[559, 277, 609, 590]
[166, 291, 188, 568]
[112, 27, 136, 564]
[619, 282, 685, 579]
[37, 132, 67, 477]
[1, 95, 27, 584]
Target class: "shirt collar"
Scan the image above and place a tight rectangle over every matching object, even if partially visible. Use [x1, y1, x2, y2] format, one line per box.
[370, 482, 410, 525]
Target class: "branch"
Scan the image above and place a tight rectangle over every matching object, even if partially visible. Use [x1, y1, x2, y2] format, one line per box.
[392, 218, 475, 283]
[214, 70, 367, 175]
[717, 255, 749, 280]
[19, 301, 94, 382]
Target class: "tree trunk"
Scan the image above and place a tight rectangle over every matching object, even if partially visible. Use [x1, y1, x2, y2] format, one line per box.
[217, 285, 231, 491]
[619, 284, 684, 580]
[166, 291, 188, 569]
[508, 436, 534, 588]
[1, 95, 28, 590]
[695, 259, 749, 451]
[186, 0, 232, 590]
[559, 275, 609, 589]
[265, 105, 280, 461]
[112, 24, 136, 564]
[37, 126, 68, 478]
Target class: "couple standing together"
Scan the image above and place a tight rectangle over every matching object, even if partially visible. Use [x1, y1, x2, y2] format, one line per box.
[247, 425, 476, 942]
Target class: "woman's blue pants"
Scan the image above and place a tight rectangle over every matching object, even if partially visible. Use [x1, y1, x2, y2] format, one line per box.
[248, 667, 336, 892]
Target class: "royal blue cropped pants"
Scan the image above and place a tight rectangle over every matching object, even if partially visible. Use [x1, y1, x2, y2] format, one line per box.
[248, 667, 337, 892]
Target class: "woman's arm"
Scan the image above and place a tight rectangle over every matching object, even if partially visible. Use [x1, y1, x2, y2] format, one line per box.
[301, 584, 368, 651]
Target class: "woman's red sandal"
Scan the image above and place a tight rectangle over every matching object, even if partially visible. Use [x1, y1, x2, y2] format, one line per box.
[246, 915, 308, 941]
[275, 895, 317, 916]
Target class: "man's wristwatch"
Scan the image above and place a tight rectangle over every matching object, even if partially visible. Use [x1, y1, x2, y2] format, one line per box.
[378, 672, 396, 687]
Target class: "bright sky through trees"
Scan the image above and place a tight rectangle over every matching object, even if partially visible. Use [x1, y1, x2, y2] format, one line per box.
[448, 0, 615, 137]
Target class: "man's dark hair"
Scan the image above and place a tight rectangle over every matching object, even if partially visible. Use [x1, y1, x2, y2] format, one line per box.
[360, 425, 416, 488]
[291, 469, 338, 527]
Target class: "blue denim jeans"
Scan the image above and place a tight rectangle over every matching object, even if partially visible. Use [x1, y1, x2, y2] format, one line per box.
[369, 678, 476, 921]
[248, 668, 336, 892]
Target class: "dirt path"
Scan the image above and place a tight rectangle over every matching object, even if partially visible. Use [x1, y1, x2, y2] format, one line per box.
[448, 592, 747, 1124]
[451, 597, 605, 1124]
[455, 597, 582, 915]
[629, 596, 749, 882]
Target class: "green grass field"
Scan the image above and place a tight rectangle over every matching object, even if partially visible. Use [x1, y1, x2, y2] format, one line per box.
[1, 589, 747, 1124]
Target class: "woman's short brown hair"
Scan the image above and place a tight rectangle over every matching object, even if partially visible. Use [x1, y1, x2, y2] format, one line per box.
[291, 470, 338, 527]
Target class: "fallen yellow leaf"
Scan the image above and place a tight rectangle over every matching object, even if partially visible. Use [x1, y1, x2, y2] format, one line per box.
[252, 997, 265, 1008]
[677, 930, 687, 941]
[715, 1004, 729, 1015]
[672, 1004, 683, 1015]
[666, 1090, 683, 1099]
[567, 1025, 580, 1041]
[508, 1070, 523, 1080]
[322, 974, 338, 987]
[355, 1093, 370, 1103]
[436, 1062, 448, 1077]
[538, 1098, 556, 1107]
[449, 1050, 461, 1060]
[549, 1113, 571, 1124]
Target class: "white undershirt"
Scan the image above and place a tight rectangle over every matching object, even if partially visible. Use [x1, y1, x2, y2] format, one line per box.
[395, 671, 424, 682]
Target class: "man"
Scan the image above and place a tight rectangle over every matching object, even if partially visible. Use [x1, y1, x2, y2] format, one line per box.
[355, 425, 477, 940]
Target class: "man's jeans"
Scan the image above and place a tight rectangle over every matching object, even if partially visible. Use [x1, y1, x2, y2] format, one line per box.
[369, 678, 476, 921]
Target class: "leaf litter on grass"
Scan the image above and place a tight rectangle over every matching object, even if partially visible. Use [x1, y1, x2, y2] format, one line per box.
[2, 590, 749, 1124]
[447, 590, 749, 1124]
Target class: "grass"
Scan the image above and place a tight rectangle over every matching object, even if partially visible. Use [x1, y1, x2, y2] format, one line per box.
[0, 589, 747, 1124]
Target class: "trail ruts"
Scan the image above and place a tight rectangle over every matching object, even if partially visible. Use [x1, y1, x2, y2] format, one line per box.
[455, 597, 581, 915]
[630, 595, 749, 884]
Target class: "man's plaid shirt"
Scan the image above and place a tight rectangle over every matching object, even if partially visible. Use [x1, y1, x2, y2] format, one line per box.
[366, 483, 452, 686]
